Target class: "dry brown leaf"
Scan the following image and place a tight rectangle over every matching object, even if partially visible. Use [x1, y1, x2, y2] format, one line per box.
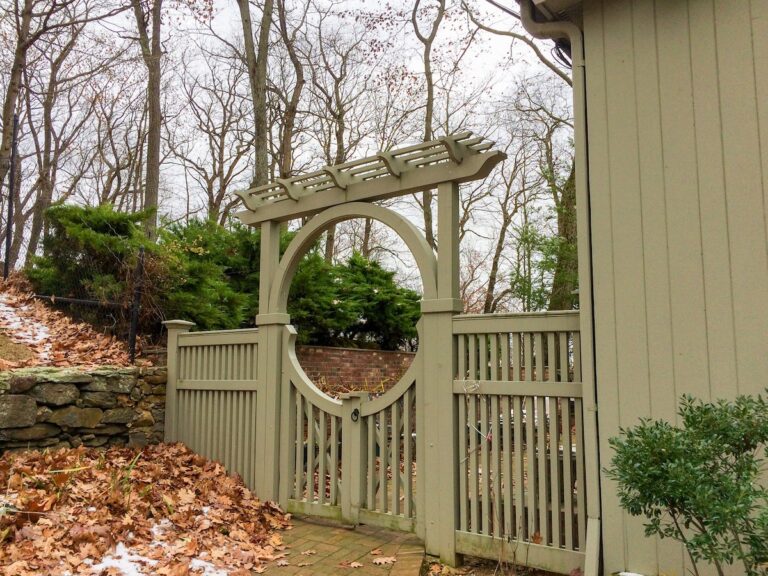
[0, 444, 290, 576]
[372, 556, 397, 565]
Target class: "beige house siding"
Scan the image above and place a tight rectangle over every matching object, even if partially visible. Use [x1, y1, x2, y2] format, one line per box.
[582, 0, 768, 573]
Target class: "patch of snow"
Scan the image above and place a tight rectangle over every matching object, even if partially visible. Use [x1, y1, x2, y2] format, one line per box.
[86, 521, 232, 576]
[151, 518, 173, 537]
[0, 293, 52, 360]
[89, 543, 158, 576]
[190, 558, 229, 576]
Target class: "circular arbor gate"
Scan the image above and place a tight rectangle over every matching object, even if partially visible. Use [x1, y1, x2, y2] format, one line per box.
[236, 133, 503, 561]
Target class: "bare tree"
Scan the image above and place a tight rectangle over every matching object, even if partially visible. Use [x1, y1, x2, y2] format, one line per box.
[130, 0, 163, 239]
[23, 18, 126, 262]
[274, 0, 307, 179]
[168, 44, 254, 224]
[305, 9, 373, 262]
[462, 0, 578, 310]
[0, 0, 125, 194]
[237, 0, 273, 188]
[410, 0, 445, 250]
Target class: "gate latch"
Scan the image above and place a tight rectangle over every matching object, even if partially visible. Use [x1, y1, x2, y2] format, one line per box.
[351, 408, 360, 422]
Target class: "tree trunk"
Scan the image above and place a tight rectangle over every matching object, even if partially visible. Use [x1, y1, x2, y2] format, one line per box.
[0, 0, 33, 192]
[547, 163, 578, 310]
[237, 0, 273, 188]
[276, 0, 304, 179]
[131, 0, 163, 240]
[324, 226, 336, 263]
[362, 218, 372, 259]
[412, 0, 444, 250]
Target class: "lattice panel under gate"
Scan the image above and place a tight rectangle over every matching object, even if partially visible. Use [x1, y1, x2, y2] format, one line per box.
[289, 385, 343, 508]
[361, 381, 417, 530]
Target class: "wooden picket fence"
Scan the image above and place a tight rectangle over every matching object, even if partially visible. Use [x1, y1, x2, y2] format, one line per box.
[164, 310, 588, 575]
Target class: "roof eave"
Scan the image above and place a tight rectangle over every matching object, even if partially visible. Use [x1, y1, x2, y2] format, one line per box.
[529, 0, 582, 23]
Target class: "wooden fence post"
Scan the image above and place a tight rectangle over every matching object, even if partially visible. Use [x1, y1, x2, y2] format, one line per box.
[421, 181, 462, 564]
[255, 220, 287, 502]
[162, 319, 195, 442]
[341, 392, 369, 525]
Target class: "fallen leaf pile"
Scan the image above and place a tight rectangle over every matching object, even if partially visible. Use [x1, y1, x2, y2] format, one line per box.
[0, 443, 290, 575]
[0, 284, 136, 370]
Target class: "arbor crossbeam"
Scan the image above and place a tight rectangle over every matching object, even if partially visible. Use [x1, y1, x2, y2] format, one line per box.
[235, 131, 505, 224]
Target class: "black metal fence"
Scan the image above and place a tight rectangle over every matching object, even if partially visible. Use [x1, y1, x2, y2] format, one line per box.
[31, 247, 145, 363]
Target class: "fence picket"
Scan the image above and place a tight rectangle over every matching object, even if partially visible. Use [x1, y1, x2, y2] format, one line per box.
[502, 395, 513, 538]
[469, 394, 479, 532]
[491, 394, 501, 538]
[319, 411, 327, 505]
[480, 395, 490, 535]
[459, 395, 468, 531]
[379, 408, 388, 513]
[330, 416, 339, 505]
[392, 399, 402, 515]
[367, 414, 376, 509]
[404, 386, 414, 518]
[514, 395, 524, 540]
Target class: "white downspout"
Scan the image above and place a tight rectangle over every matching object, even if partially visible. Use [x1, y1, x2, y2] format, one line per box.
[518, 2, 602, 575]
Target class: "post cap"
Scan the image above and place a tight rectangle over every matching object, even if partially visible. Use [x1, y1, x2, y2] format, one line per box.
[163, 320, 196, 331]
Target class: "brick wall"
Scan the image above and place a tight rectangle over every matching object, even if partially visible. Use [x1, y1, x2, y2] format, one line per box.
[295, 345, 415, 395]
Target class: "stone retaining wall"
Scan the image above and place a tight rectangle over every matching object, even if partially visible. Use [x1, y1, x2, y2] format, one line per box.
[0, 366, 166, 452]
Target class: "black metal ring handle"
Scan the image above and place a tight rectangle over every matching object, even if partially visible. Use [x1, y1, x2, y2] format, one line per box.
[351, 408, 360, 422]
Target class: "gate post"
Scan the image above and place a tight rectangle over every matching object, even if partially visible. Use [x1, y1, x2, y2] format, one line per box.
[340, 392, 369, 525]
[163, 319, 194, 442]
[255, 220, 288, 502]
[420, 181, 462, 564]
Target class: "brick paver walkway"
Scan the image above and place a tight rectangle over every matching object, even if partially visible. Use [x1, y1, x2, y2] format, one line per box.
[273, 516, 424, 575]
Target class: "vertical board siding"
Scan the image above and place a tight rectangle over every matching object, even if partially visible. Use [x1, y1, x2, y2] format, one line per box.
[584, 0, 768, 572]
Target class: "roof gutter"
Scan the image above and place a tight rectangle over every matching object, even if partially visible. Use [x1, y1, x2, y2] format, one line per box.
[518, 2, 602, 575]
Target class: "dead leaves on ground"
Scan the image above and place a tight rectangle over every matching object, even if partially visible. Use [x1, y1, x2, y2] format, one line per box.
[0, 443, 290, 575]
[0, 284, 138, 369]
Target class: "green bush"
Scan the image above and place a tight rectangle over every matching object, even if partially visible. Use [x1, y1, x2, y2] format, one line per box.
[606, 392, 768, 576]
[27, 205, 421, 349]
[156, 220, 251, 330]
[26, 203, 153, 303]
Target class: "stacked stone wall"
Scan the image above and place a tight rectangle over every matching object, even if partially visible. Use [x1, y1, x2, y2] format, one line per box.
[0, 366, 166, 452]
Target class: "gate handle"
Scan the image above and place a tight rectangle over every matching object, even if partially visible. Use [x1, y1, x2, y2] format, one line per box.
[351, 408, 360, 422]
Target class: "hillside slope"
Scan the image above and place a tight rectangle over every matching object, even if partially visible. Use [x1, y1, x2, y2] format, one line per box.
[0, 284, 133, 369]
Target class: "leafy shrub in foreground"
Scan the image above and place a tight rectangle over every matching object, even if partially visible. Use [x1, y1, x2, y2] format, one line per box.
[606, 392, 768, 576]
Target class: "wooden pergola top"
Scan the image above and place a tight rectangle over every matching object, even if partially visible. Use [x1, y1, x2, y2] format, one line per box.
[235, 132, 504, 224]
